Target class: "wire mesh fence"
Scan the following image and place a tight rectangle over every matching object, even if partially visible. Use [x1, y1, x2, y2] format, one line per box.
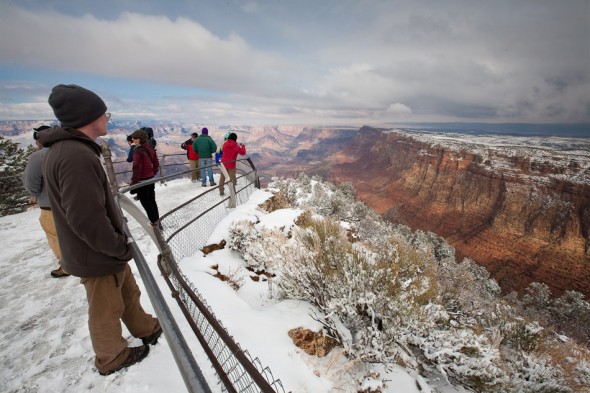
[159, 257, 285, 393]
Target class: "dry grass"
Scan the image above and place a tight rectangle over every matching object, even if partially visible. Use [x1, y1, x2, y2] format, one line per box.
[294, 209, 313, 228]
[210, 265, 244, 291]
[535, 337, 590, 391]
[288, 327, 339, 357]
[371, 238, 439, 305]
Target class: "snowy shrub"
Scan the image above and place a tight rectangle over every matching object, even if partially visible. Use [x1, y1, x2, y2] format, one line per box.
[339, 181, 355, 200]
[411, 327, 509, 391]
[506, 351, 572, 393]
[228, 218, 291, 272]
[0, 136, 36, 216]
[297, 172, 311, 187]
[515, 283, 590, 343]
[227, 219, 258, 252]
[436, 258, 504, 330]
[502, 320, 545, 352]
[522, 282, 552, 310]
[550, 291, 590, 338]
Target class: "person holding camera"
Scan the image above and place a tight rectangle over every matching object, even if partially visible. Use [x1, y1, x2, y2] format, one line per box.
[219, 132, 246, 196]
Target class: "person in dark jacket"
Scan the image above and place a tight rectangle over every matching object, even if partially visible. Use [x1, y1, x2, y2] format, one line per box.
[192, 127, 217, 187]
[219, 132, 246, 196]
[38, 84, 161, 376]
[126, 135, 136, 163]
[130, 129, 160, 227]
[22, 125, 69, 278]
[180, 132, 200, 182]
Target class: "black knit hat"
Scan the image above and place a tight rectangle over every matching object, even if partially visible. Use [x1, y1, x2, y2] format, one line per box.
[48, 84, 107, 129]
[228, 132, 237, 141]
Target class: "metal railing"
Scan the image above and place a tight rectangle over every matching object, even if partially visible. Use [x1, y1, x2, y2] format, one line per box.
[104, 143, 285, 393]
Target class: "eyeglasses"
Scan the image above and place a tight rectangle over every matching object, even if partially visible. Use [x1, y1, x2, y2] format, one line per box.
[105, 112, 111, 120]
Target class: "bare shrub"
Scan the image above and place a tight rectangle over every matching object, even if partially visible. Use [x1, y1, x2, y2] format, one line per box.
[210, 265, 244, 291]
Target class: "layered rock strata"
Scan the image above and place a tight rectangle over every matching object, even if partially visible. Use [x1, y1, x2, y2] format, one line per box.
[258, 127, 590, 298]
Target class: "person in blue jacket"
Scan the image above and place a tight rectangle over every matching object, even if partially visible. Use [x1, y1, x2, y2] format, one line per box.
[126, 135, 136, 163]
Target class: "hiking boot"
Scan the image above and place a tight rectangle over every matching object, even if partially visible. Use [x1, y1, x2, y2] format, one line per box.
[99, 345, 150, 376]
[50, 267, 70, 278]
[150, 220, 163, 230]
[141, 327, 163, 346]
[210, 182, 216, 186]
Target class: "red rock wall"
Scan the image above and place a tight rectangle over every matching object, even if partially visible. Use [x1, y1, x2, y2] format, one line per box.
[328, 131, 590, 298]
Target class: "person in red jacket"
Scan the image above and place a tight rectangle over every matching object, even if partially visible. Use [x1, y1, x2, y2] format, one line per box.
[219, 132, 246, 196]
[181, 132, 200, 182]
[130, 129, 160, 226]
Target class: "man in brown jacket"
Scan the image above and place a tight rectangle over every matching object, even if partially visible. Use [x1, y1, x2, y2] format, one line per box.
[38, 84, 162, 376]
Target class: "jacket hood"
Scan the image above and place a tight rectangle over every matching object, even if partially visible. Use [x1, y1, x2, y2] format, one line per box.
[37, 126, 102, 156]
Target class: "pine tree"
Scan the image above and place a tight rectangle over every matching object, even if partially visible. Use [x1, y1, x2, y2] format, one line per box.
[0, 136, 35, 216]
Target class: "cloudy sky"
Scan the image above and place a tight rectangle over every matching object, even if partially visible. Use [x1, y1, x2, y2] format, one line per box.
[0, 0, 588, 125]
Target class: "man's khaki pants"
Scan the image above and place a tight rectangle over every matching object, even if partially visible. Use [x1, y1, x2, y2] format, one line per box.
[39, 209, 61, 263]
[189, 159, 200, 181]
[81, 264, 160, 374]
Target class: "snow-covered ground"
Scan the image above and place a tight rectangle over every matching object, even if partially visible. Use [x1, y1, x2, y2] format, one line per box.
[0, 177, 457, 393]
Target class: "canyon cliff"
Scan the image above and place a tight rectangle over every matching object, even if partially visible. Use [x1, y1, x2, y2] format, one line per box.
[252, 126, 590, 299]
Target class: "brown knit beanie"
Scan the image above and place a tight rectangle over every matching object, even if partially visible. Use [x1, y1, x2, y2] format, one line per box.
[48, 84, 107, 129]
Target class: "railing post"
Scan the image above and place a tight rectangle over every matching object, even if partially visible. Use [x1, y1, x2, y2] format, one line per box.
[219, 163, 236, 208]
[100, 139, 120, 196]
[159, 153, 166, 184]
[245, 157, 260, 189]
